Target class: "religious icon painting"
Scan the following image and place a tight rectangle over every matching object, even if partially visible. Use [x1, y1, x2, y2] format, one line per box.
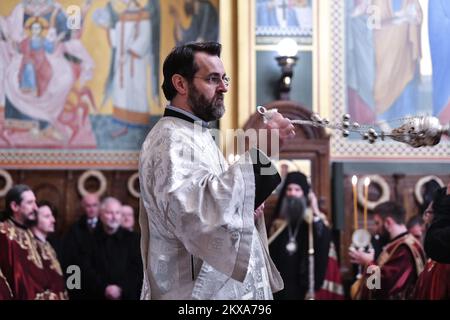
[255, 0, 313, 45]
[0, 0, 220, 169]
[330, 0, 450, 160]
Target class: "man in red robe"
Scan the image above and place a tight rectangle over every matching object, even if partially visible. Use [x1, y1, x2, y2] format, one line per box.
[414, 183, 450, 299]
[349, 201, 426, 300]
[0, 184, 66, 300]
[31, 202, 68, 299]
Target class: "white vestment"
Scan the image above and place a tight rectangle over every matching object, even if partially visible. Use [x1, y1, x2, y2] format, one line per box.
[139, 117, 283, 300]
[110, 8, 151, 126]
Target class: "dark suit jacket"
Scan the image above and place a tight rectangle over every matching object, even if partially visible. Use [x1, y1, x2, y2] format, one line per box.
[81, 227, 142, 300]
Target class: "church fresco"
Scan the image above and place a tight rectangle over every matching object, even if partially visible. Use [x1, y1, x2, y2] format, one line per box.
[330, 0, 449, 159]
[346, 0, 450, 126]
[256, 0, 313, 45]
[0, 0, 219, 167]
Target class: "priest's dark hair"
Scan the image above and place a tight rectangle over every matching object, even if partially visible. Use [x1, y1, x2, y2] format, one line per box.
[162, 41, 222, 100]
[373, 201, 406, 225]
[3, 184, 32, 219]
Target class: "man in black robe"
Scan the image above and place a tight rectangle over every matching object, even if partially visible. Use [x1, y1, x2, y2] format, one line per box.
[269, 172, 343, 300]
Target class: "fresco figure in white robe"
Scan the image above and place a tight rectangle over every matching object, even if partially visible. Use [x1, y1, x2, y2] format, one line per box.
[94, 0, 160, 138]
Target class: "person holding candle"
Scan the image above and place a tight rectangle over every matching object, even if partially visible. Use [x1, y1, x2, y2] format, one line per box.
[349, 201, 426, 300]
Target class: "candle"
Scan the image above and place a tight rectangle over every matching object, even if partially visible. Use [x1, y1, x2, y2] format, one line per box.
[352, 175, 358, 230]
[363, 177, 370, 230]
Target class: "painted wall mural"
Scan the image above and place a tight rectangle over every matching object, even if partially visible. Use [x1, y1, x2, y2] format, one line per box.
[346, 0, 450, 125]
[256, 0, 313, 45]
[0, 0, 219, 163]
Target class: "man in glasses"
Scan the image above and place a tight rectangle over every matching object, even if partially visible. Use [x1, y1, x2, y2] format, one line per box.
[139, 41, 295, 299]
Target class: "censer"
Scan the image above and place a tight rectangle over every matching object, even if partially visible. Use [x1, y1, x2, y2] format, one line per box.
[257, 106, 450, 148]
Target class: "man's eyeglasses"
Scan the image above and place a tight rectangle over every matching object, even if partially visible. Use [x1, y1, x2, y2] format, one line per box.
[194, 75, 230, 87]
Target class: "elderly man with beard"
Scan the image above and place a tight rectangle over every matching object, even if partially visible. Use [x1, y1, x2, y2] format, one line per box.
[350, 201, 426, 300]
[81, 197, 142, 300]
[139, 41, 295, 299]
[268, 172, 343, 300]
[0, 184, 66, 299]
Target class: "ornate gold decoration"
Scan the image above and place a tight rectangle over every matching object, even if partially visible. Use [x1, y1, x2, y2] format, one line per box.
[0, 220, 43, 269]
[36, 241, 63, 276]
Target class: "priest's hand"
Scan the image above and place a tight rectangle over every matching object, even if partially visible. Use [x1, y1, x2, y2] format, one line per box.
[105, 284, 122, 300]
[253, 111, 295, 157]
[349, 247, 375, 266]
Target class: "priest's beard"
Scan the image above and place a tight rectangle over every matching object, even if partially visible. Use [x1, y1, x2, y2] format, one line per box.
[377, 229, 390, 246]
[22, 211, 37, 228]
[24, 218, 36, 228]
[281, 195, 306, 223]
[188, 83, 225, 122]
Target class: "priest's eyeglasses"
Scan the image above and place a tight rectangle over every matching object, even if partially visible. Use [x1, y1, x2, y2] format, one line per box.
[194, 75, 230, 87]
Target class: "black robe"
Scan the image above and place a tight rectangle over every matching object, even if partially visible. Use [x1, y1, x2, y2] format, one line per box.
[424, 189, 450, 263]
[269, 217, 331, 300]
